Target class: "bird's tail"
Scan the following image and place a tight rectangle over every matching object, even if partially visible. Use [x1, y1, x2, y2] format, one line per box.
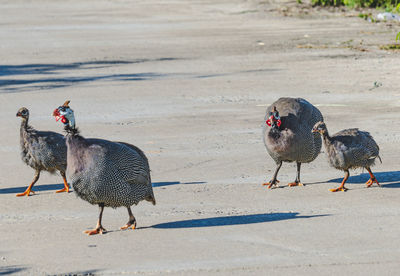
[147, 175, 156, 205]
[146, 194, 156, 205]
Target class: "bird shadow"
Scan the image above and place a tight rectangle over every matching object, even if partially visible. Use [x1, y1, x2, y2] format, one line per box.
[0, 183, 67, 194]
[309, 171, 400, 188]
[0, 181, 206, 194]
[0, 266, 27, 275]
[152, 181, 206, 187]
[148, 212, 329, 229]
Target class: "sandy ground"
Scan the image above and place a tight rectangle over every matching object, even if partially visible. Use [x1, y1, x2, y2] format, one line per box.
[1, 0, 400, 275]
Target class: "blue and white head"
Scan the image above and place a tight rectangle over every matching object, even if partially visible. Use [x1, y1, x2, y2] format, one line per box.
[53, 100, 76, 129]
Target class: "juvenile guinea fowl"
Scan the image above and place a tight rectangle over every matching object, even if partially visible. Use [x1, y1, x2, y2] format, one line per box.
[16, 107, 69, 196]
[53, 101, 155, 235]
[312, 121, 381, 192]
[263, 97, 323, 188]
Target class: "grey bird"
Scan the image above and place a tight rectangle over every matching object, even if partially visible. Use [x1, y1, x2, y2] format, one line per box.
[53, 101, 156, 235]
[16, 107, 69, 197]
[312, 121, 381, 192]
[263, 97, 323, 188]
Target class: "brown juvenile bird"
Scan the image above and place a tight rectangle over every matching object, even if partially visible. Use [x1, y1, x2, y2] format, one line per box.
[312, 121, 381, 192]
[16, 107, 69, 196]
[263, 97, 324, 188]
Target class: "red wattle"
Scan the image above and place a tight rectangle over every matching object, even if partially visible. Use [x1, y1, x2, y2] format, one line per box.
[61, 117, 67, 124]
[277, 120, 282, 127]
[266, 120, 271, 126]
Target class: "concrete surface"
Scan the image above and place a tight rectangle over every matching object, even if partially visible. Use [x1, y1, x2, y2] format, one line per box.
[1, 0, 400, 275]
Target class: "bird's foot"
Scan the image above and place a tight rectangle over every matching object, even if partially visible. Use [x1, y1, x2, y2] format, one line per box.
[83, 226, 107, 235]
[16, 189, 35, 197]
[120, 220, 137, 231]
[262, 180, 279, 189]
[288, 182, 304, 187]
[330, 186, 348, 192]
[366, 178, 380, 188]
[55, 186, 70, 193]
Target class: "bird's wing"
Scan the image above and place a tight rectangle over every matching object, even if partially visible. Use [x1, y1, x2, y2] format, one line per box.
[28, 131, 66, 168]
[102, 141, 151, 186]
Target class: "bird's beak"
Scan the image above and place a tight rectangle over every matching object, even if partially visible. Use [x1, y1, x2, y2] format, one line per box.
[52, 108, 60, 117]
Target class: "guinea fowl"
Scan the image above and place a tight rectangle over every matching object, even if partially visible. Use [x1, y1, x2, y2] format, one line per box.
[16, 107, 69, 196]
[312, 121, 381, 192]
[263, 97, 323, 188]
[53, 101, 155, 235]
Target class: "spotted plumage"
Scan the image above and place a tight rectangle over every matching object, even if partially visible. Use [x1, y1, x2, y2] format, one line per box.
[67, 137, 154, 208]
[263, 97, 323, 187]
[53, 101, 155, 235]
[16, 107, 69, 196]
[312, 121, 381, 192]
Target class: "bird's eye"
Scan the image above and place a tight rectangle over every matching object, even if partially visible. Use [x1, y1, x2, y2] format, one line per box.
[22, 110, 27, 114]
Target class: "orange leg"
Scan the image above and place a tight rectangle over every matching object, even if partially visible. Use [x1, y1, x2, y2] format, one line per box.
[365, 167, 381, 188]
[56, 171, 70, 193]
[120, 207, 137, 230]
[17, 170, 40, 197]
[330, 170, 349, 192]
[84, 204, 107, 235]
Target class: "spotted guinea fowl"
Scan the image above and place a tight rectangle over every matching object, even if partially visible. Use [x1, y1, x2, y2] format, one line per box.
[53, 101, 155, 235]
[312, 121, 381, 192]
[16, 107, 69, 197]
[262, 97, 323, 188]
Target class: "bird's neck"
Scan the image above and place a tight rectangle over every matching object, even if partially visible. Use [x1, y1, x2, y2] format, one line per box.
[65, 127, 84, 147]
[64, 125, 79, 136]
[65, 125, 88, 151]
[321, 131, 333, 148]
[268, 127, 281, 140]
[19, 118, 34, 151]
[20, 117, 29, 130]
[20, 117, 33, 139]
[65, 131, 90, 175]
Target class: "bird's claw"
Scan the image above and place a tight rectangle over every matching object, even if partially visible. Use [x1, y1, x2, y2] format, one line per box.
[84, 226, 107, 235]
[120, 221, 137, 231]
[262, 181, 279, 189]
[55, 187, 70, 193]
[365, 178, 380, 188]
[330, 187, 348, 192]
[16, 189, 35, 197]
[288, 182, 304, 187]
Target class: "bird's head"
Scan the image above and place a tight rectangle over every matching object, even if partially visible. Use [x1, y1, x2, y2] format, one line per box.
[16, 107, 29, 119]
[266, 106, 281, 130]
[312, 121, 327, 135]
[53, 100, 75, 129]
